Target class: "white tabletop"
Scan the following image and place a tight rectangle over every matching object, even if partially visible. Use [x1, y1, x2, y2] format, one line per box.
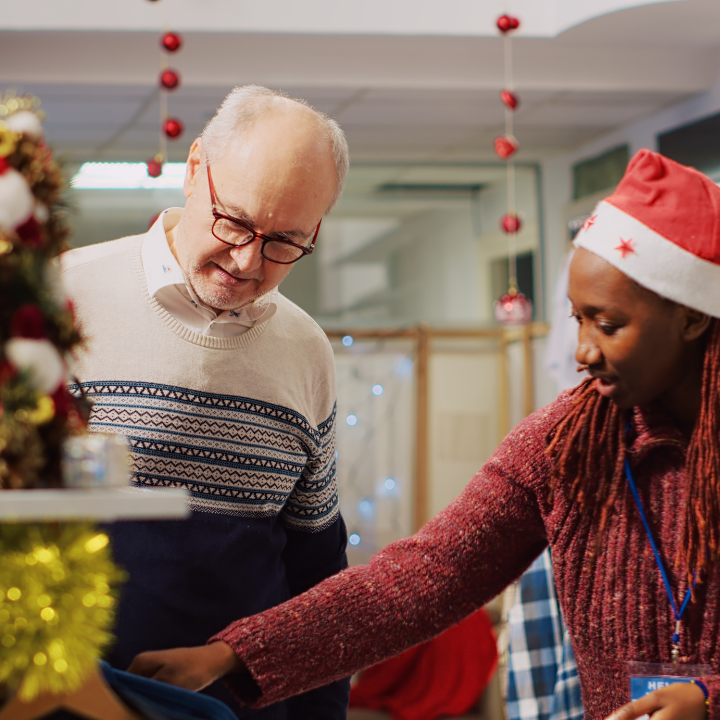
[0, 487, 190, 522]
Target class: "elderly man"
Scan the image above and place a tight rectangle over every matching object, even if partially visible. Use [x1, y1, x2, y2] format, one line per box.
[61, 85, 350, 719]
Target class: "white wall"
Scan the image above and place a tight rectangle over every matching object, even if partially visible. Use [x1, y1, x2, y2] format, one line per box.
[540, 56, 720, 311]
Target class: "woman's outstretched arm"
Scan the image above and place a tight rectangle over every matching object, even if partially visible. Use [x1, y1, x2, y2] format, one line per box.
[130, 401, 566, 707]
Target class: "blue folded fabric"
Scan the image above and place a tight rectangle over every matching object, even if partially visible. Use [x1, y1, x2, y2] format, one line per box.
[101, 661, 237, 720]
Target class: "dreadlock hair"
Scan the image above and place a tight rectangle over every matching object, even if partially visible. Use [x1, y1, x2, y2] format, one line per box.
[545, 318, 720, 588]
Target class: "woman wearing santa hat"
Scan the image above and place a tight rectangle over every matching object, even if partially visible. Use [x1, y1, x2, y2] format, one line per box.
[130, 150, 720, 720]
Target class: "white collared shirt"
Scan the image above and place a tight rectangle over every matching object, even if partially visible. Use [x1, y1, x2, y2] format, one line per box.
[141, 208, 277, 338]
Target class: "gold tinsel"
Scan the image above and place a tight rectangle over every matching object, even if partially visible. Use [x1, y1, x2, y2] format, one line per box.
[0, 523, 125, 701]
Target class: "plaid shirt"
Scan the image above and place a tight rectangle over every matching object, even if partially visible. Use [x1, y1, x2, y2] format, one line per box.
[505, 549, 584, 720]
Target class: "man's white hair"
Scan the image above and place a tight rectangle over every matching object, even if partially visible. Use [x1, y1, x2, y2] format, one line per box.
[201, 84, 349, 212]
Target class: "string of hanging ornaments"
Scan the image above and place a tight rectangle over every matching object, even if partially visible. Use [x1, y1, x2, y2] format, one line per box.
[146, 17, 184, 179]
[493, 13, 533, 326]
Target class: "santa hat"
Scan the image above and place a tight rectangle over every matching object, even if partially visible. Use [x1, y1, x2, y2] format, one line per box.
[573, 149, 720, 318]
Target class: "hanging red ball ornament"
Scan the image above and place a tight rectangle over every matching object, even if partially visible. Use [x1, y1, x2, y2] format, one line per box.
[497, 15, 520, 33]
[494, 135, 519, 159]
[500, 90, 519, 110]
[11, 304, 47, 339]
[494, 292, 533, 325]
[164, 118, 184, 139]
[146, 158, 163, 178]
[500, 214, 522, 234]
[160, 69, 180, 90]
[161, 32, 182, 52]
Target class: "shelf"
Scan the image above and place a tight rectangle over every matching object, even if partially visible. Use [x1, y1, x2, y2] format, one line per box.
[0, 487, 190, 522]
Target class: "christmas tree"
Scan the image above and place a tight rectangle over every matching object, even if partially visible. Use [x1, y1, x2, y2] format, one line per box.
[0, 92, 89, 490]
[0, 93, 123, 704]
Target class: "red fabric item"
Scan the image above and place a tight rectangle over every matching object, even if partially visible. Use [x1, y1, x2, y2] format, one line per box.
[349, 609, 497, 720]
[606, 149, 720, 264]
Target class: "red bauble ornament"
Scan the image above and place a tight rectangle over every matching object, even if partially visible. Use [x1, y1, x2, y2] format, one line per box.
[146, 159, 163, 178]
[15, 216, 43, 249]
[50, 384, 75, 420]
[0, 360, 17, 387]
[11, 304, 47, 339]
[494, 135, 519, 159]
[0, 157, 10, 175]
[494, 292, 533, 325]
[164, 118, 184, 139]
[160, 70, 180, 90]
[500, 90, 519, 110]
[500, 214, 522, 234]
[497, 15, 520, 33]
[161, 32, 182, 52]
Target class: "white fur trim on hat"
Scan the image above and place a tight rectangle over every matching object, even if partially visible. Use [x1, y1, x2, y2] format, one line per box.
[573, 200, 720, 318]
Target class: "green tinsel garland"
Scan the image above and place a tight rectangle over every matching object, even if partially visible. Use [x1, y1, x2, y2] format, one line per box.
[0, 523, 125, 701]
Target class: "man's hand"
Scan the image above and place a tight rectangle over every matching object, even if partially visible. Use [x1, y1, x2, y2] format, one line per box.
[127, 641, 243, 691]
[606, 682, 707, 720]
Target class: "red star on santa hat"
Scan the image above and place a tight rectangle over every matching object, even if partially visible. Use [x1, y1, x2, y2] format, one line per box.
[582, 215, 597, 232]
[615, 238, 635, 258]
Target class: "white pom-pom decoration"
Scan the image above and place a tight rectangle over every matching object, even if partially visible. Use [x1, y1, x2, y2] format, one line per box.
[4, 338, 66, 393]
[0, 168, 33, 231]
[5, 111, 43, 140]
[35, 202, 49, 223]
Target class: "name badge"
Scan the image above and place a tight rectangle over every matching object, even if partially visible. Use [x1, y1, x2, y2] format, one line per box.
[628, 662, 709, 720]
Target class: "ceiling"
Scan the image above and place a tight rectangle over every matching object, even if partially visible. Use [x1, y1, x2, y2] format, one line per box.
[1, 0, 719, 167]
[0, 0, 689, 38]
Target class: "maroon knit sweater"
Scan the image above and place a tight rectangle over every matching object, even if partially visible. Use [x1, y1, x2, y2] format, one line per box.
[213, 393, 720, 720]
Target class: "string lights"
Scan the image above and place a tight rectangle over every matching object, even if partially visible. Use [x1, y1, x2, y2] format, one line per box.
[493, 13, 533, 325]
[335, 339, 414, 550]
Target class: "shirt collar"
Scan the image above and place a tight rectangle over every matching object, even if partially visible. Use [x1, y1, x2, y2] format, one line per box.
[141, 208, 278, 328]
[142, 208, 186, 299]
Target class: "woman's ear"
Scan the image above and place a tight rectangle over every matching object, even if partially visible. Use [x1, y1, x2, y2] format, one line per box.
[682, 306, 712, 342]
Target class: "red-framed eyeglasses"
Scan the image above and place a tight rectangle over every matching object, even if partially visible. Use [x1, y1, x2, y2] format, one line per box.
[206, 164, 321, 265]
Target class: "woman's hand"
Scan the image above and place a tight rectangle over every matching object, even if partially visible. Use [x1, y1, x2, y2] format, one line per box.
[127, 641, 243, 691]
[606, 682, 707, 720]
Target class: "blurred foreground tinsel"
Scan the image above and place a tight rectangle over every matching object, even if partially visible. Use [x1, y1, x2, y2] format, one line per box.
[0, 524, 125, 700]
[0, 93, 124, 704]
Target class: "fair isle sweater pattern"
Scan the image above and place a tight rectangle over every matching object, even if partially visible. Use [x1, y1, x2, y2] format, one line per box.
[70, 380, 339, 531]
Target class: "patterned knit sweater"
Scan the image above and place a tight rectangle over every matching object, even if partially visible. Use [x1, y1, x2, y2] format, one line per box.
[214, 392, 720, 720]
[61, 235, 350, 719]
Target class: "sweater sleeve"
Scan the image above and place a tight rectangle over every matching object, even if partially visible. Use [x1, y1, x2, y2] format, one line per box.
[704, 677, 720, 720]
[279, 407, 351, 719]
[280, 515, 351, 719]
[211, 403, 561, 709]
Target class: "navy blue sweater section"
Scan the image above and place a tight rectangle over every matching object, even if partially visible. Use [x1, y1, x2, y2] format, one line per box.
[104, 510, 350, 719]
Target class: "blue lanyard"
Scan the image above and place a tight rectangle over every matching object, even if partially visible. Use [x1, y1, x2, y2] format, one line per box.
[624, 455, 693, 657]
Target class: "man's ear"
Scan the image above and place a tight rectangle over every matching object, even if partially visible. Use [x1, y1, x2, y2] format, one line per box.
[183, 138, 204, 199]
[682, 306, 712, 342]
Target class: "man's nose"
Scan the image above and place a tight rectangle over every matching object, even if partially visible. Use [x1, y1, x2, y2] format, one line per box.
[575, 327, 602, 367]
[229, 240, 264, 273]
